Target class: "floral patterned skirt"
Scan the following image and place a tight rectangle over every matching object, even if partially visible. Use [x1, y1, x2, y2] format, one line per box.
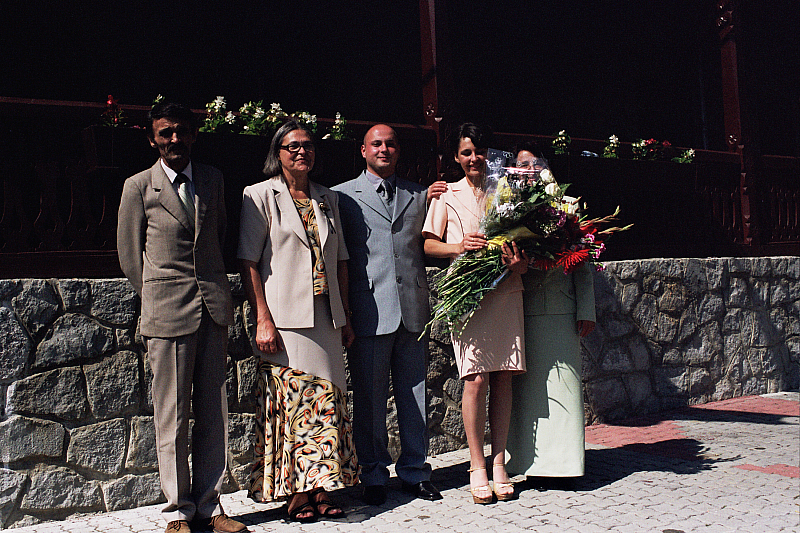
[248, 361, 359, 502]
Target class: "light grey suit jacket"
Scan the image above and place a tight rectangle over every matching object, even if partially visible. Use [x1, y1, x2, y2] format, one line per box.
[333, 171, 430, 336]
[521, 262, 596, 322]
[237, 176, 349, 329]
[117, 160, 233, 338]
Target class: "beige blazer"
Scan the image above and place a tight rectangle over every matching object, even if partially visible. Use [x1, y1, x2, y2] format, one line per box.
[117, 160, 233, 338]
[237, 176, 349, 329]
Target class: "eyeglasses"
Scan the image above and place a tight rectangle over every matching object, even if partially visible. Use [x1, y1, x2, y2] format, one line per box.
[280, 142, 315, 153]
[515, 158, 547, 170]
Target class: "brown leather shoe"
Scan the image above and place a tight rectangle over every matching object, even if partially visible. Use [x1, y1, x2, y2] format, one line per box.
[207, 513, 248, 533]
[165, 521, 190, 533]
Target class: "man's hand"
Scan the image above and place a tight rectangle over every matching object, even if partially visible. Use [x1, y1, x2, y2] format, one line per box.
[426, 181, 448, 203]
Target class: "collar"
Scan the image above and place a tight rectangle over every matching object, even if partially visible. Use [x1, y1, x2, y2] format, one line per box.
[161, 160, 194, 184]
[365, 170, 396, 190]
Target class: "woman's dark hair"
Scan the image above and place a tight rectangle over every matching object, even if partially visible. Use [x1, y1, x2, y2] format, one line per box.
[451, 122, 494, 155]
[511, 140, 544, 158]
[262, 119, 318, 177]
[147, 102, 198, 138]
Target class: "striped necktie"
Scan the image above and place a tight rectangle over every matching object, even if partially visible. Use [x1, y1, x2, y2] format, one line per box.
[175, 173, 195, 230]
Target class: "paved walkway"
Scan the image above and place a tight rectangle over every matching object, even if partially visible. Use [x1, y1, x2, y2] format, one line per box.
[9, 392, 799, 532]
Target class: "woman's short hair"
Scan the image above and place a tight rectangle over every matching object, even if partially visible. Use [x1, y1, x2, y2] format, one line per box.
[511, 140, 544, 158]
[451, 122, 494, 155]
[262, 119, 318, 177]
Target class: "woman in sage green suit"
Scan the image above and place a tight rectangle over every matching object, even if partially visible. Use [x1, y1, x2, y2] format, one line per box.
[505, 146, 597, 480]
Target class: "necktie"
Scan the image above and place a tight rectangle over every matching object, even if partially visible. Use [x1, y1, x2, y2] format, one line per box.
[176, 173, 195, 230]
[378, 180, 394, 207]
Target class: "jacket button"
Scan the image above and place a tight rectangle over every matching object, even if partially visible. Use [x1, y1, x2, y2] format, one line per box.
[396, 276, 402, 283]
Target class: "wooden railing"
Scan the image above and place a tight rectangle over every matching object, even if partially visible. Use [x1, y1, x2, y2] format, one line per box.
[0, 98, 797, 278]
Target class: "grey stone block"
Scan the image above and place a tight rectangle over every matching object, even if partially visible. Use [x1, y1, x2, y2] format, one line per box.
[228, 304, 250, 360]
[83, 350, 140, 419]
[0, 468, 28, 529]
[658, 283, 685, 314]
[653, 367, 687, 397]
[633, 294, 658, 337]
[101, 472, 164, 512]
[725, 276, 751, 308]
[237, 356, 259, 410]
[0, 415, 65, 463]
[616, 261, 640, 280]
[630, 338, 651, 371]
[752, 280, 770, 309]
[34, 313, 114, 370]
[441, 405, 466, 441]
[784, 256, 800, 279]
[619, 283, 640, 314]
[604, 316, 635, 339]
[89, 279, 138, 326]
[677, 306, 698, 344]
[769, 278, 791, 306]
[20, 466, 102, 512]
[0, 280, 21, 301]
[6, 367, 89, 420]
[704, 259, 727, 290]
[229, 463, 251, 492]
[624, 373, 653, 409]
[688, 368, 712, 396]
[227, 413, 256, 468]
[443, 377, 464, 402]
[585, 378, 628, 416]
[684, 259, 707, 295]
[698, 293, 725, 325]
[600, 345, 634, 373]
[0, 306, 30, 381]
[684, 323, 722, 365]
[67, 418, 127, 476]
[126, 416, 157, 471]
[11, 280, 60, 338]
[57, 280, 90, 311]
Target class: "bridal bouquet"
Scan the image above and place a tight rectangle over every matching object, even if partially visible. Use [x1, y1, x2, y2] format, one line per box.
[426, 159, 631, 336]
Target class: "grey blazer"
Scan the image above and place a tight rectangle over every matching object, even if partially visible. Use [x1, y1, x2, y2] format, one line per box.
[333, 171, 430, 336]
[117, 160, 233, 338]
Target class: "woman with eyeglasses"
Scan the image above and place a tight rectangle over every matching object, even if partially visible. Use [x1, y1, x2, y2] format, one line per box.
[238, 119, 358, 522]
[505, 141, 596, 489]
[422, 123, 528, 504]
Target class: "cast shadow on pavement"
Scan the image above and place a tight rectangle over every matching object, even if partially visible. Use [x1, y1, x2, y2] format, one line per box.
[234, 460, 472, 527]
[521, 438, 740, 495]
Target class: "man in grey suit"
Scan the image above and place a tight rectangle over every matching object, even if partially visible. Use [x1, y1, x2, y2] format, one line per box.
[333, 124, 446, 505]
[117, 102, 247, 533]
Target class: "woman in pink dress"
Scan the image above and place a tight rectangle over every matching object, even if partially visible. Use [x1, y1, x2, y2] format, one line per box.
[422, 123, 528, 504]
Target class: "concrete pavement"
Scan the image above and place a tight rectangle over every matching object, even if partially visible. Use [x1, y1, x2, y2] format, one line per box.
[7, 392, 798, 532]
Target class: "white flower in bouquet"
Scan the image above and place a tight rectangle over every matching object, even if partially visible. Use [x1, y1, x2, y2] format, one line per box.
[545, 182, 560, 196]
[496, 203, 516, 217]
[224, 111, 236, 124]
[561, 195, 579, 215]
[539, 169, 555, 184]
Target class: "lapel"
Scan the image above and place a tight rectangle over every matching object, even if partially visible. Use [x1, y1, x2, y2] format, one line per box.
[392, 178, 413, 224]
[449, 177, 483, 220]
[193, 163, 210, 237]
[309, 182, 333, 251]
[354, 171, 391, 223]
[152, 161, 193, 234]
[271, 176, 309, 248]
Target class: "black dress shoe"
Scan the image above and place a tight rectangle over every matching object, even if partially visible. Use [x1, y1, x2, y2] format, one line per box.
[401, 480, 442, 501]
[361, 485, 387, 506]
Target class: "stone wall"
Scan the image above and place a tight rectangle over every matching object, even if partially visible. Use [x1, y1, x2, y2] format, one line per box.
[1, 257, 797, 528]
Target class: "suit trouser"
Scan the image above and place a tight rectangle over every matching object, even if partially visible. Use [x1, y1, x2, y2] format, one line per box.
[146, 307, 229, 523]
[348, 324, 431, 486]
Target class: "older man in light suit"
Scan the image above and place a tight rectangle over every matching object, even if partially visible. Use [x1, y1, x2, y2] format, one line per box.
[117, 102, 246, 533]
[333, 125, 446, 505]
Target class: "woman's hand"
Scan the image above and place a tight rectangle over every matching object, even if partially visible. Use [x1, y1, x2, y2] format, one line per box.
[577, 320, 595, 338]
[460, 231, 488, 254]
[256, 318, 283, 354]
[501, 241, 529, 275]
[341, 322, 355, 349]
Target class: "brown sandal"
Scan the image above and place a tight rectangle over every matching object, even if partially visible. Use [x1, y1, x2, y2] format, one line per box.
[287, 493, 316, 523]
[492, 463, 516, 501]
[468, 466, 493, 504]
[309, 487, 346, 518]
